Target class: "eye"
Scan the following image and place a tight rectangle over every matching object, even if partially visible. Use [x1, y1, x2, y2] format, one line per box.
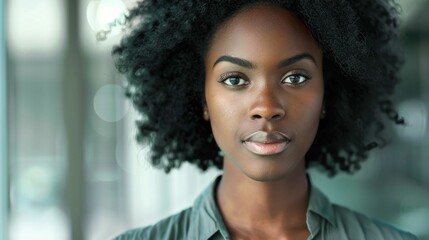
[223, 77, 247, 86]
[219, 72, 248, 86]
[281, 73, 310, 85]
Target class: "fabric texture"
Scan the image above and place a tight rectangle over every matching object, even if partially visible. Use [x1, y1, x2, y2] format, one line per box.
[114, 175, 418, 240]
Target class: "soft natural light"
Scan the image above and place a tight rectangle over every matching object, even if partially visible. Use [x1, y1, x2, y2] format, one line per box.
[87, 0, 127, 38]
[9, 208, 69, 240]
[7, 0, 64, 56]
[4, 0, 429, 239]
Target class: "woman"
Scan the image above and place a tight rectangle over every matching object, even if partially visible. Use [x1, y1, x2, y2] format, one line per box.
[113, 0, 417, 239]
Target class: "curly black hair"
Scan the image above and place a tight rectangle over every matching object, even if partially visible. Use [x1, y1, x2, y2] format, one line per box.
[111, 0, 404, 176]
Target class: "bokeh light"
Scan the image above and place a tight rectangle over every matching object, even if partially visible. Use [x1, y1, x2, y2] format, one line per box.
[86, 0, 127, 39]
[93, 84, 130, 122]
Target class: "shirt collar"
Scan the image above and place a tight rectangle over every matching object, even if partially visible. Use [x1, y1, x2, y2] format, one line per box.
[306, 176, 337, 237]
[189, 174, 336, 240]
[189, 175, 230, 240]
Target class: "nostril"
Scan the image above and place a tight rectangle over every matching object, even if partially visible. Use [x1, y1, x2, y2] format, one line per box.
[251, 113, 283, 120]
[272, 114, 281, 120]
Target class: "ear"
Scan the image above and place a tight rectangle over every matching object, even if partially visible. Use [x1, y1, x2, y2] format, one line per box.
[203, 104, 210, 121]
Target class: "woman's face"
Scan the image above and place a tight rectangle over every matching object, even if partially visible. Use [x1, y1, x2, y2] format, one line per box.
[204, 4, 324, 181]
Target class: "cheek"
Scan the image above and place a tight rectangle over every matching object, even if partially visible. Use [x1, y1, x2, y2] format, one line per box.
[212, 98, 234, 118]
[207, 94, 239, 133]
[290, 86, 324, 133]
[205, 82, 242, 121]
[304, 80, 324, 118]
[205, 85, 246, 148]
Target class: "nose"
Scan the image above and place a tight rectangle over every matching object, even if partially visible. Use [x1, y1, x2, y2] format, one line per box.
[249, 85, 286, 121]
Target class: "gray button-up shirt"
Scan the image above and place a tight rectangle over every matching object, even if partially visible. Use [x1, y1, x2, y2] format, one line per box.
[114, 176, 418, 240]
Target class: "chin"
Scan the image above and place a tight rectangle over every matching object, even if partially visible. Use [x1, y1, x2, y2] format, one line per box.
[246, 174, 286, 182]
[241, 166, 291, 182]
[236, 155, 306, 183]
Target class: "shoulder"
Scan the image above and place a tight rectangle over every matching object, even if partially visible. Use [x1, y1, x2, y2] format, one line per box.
[113, 207, 193, 240]
[332, 204, 418, 240]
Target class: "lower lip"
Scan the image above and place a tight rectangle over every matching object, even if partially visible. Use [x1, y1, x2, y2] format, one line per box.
[243, 141, 289, 155]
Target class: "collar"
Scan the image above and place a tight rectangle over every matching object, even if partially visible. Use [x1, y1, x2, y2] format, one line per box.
[306, 176, 337, 237]
[188, 175, 230, 240]
[189, 174, 336, 240]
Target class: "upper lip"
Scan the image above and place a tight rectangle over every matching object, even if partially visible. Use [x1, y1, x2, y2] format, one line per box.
[243, 131, 291, 144]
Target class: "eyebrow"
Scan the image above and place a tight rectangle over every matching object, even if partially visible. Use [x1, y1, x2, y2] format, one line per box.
[278, 53, 317, 68]
[213, 55, 255, 69]
[212, 53, 317, 69]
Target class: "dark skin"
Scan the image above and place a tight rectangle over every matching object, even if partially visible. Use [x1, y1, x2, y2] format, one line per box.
[203, 4, 324, 240]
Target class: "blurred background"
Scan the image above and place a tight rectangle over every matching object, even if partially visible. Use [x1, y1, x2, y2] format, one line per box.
[1, 0, 428, 239]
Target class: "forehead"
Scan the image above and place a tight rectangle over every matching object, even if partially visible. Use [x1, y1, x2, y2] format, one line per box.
[206, 4, 321, 65]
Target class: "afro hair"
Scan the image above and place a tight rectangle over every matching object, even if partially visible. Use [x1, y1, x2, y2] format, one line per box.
[112, 0, 404, 176]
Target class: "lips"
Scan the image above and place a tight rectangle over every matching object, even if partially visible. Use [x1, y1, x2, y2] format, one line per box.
[242, 131, 291, 155]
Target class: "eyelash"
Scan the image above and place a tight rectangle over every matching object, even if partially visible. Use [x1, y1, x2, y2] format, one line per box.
[219, 72, 248, 87]
[281, 72, 311, 86]
[219, 71, 311, 87]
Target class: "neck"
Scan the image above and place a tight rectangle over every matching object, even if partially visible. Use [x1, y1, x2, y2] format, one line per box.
[216, 160, 310, 237]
